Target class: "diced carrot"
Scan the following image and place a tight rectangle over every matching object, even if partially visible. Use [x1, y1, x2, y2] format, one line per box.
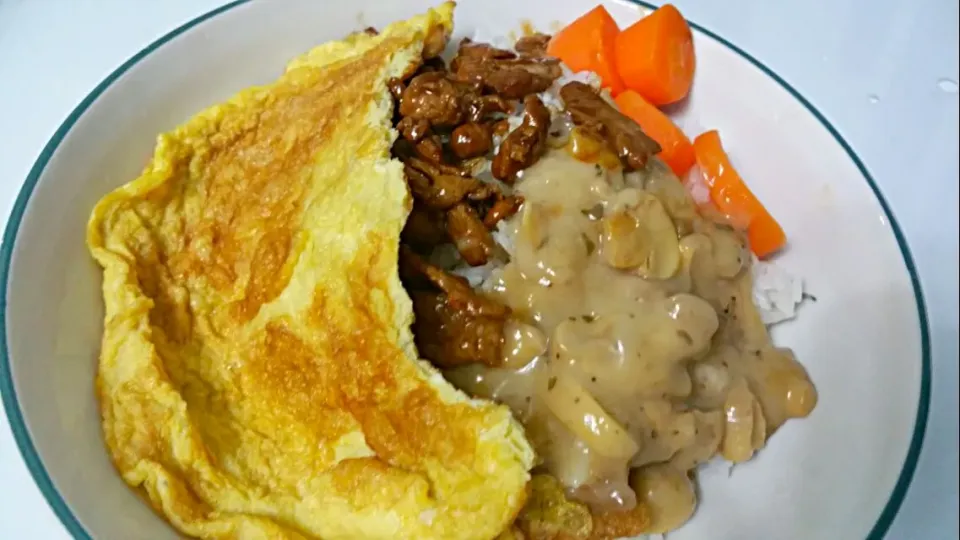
[692, 130, 786, 258]
[615, 4, 695, 105]
[547, 5, 625, 95]
[614, 90, 695, 175]
[745, 208, 787, 260]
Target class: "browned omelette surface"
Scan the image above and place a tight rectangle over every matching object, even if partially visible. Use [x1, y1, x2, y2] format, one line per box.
[86, 4, 534, 538]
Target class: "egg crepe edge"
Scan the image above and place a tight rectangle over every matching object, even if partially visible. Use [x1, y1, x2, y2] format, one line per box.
[85, 4, 535, 539]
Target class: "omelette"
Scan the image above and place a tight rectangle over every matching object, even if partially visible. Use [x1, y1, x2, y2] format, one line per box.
[86, 4, 535, 539]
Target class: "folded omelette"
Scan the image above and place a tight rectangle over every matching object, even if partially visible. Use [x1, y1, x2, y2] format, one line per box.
[86, 4, 535, 538]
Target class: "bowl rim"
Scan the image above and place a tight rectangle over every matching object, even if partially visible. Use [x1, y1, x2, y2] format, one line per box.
[0, 1, 931, 538]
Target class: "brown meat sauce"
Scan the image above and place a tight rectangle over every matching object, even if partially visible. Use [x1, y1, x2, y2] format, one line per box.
[391, 44, 525, 368]
[514, 33, 552, 58]
[399, 71, 465, 126]
[446, 202, 497, 266]
[492, 95, 551, 182]
[450, 122, 493, 159]
[560, 81, 662, 170]
[451, 39, 563, 99]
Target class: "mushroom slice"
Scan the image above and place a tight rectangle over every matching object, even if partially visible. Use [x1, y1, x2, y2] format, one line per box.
[641, 161, 698, 235]
[540, 371, 640, 460]
[720, 376, 766, 463]
[501, 319, 548, 369]
[709, 226, 748, 279]
[600, 192, 680, 279]
[751, 391, 768, 451]
[515, 203, 589, 286]
[630, 464, 697, 534]
[518, 202, 547, 249]
[675, 233, 721, 302]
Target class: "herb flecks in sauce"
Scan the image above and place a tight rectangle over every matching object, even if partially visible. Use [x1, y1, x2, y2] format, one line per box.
[440, 128, 816, 535]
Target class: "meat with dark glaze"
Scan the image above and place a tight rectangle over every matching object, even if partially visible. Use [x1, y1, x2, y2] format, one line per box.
[450, 123, 493, 159]
[415, 136, 446, 165]
[410, 291, 506, 368]
[446, 202, 496, 266]
[450, 39, 562, 99]
[483, 195, 524, 229]
[419, 56, 448, 73]
[492, 95, 551, 182]
[402, 203, 448, 249]
[387, 77, 406, 101]
[394, 142, 467, 177]
[464, 93, 514, 123]
[465, 182, 499, 202]
[484, 65, 561, 100]
[399, 72, 464, 127]
[400, 247, 509, 318]
[397, 116, 431, 142]
[404, 157, 482, 209]
[514, 33, 552, 58]
[450, 39, 517, 70]
[559, 81, 662, 170]
[398, 246, 508, 368]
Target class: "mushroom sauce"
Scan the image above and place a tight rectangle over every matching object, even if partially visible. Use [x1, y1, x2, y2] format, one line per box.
[384, 32, 818, 534]
[444, 137, 817, 532]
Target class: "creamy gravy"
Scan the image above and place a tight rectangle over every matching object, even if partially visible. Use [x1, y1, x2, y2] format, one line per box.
[445, 146, 817, 530]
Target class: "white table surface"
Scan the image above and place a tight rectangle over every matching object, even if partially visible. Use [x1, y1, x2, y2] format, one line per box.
[0, 0, 957, 538]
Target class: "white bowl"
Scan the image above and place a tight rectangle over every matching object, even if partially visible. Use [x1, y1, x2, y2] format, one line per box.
[0, 1, 930, 539]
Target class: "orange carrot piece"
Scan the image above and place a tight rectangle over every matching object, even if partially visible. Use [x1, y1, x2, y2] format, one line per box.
[615, 90, 695, 175]
[547, 5, 625, 95]
[693, 130, 786, 258]
[745, 208, 787, 260]
[615, 4, 695, 105]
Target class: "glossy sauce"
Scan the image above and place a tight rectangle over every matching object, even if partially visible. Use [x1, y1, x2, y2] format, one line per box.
[444, 148, 817, 532]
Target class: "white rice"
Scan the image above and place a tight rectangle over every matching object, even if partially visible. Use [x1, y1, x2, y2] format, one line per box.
[751, 256, 805, 325]
[434, 220, 513, 291]
[466, 29, 516, 52]
[684, 165, 712, 206]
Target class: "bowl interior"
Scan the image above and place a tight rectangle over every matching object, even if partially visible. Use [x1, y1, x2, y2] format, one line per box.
[1, 1, 927, 539]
